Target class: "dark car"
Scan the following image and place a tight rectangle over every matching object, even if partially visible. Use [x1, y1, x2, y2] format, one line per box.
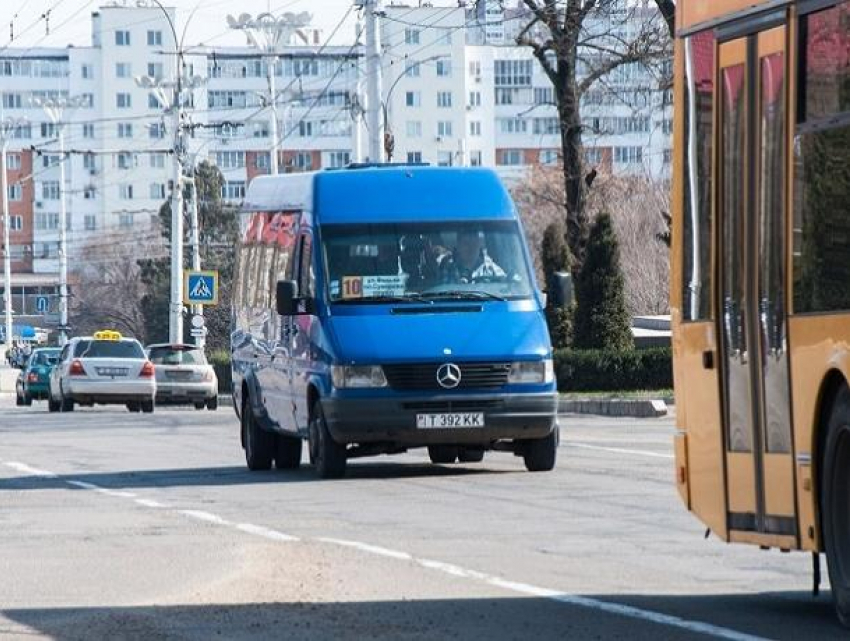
[17, 348, 60, 405]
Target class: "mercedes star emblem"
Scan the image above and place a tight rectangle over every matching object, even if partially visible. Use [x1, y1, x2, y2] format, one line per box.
[436, 363, 462, 389]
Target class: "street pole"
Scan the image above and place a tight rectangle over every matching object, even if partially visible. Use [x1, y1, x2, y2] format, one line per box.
[170, 99, 184, 344]
[188, 168, 204, 349]
[268, 55, 279, 175]
[57, 123, 69, 345]
[364, 0, 384, 162]
[1, 134, 11, 351]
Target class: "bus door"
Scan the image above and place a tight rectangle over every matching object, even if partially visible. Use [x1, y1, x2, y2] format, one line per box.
[718, 25, 796, 542]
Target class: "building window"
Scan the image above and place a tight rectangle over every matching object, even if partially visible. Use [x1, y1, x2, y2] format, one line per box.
[115, 30, 131, 46]
[8, 184, 21, 201]
[149, 122, 165, 139]
[147, 62, 163, 79]
[293, 152, 313, 170]
[469, 91, 481, 107]
[498, 150, 523, 166]
[436, 59, 451, 77]
[614, 146, 643, 164]
[255, 152, 270, 169]
[149, 183, 166, 199]
[119, 213, 134, 228]
[469, 150, 483, 166]
[405, 63, 420, 78]
[116, 93, 132, 108]
[325, 151, 350, 168]
[404, 29, 420, 45]
[469, 121, 481, 136]
[35, 213, 60, 231]
[215, 151, 245, 169]
[118, 122, 133, 138]
[82, 123, 94, 138]
[298, 121, 313, 137]
[498, 118, 527, 134]
[147, 30, 163, 46]
[540, 149, 559, 165]
[84, 215, 96, 231]
[41, 122, 58, 138]
[117, 152, 136, 169]
[6, 153, 21, 170]
[42, 181, 60, 200]
[437, 151, 453, 167]
[83, 186, 96, 199]
[2, 93, 22, 109]
[406, 121, 422, 138]
[115, 62, 131, 78]
[81, 64, 93, 79]
[83, 153, 96, 170]
[150, 153, 165, 168]
[221, 181, 246, 200]
[252, 121, 270, 138]
[9, 215, 22, 230]
[534, 87, 554, 105]
[407, 151, 423, 163]
[437, 121, 453, 138]
[119, 184, 134, 200]
[437, 91, 452, 108]
[405, 91, 420, 107]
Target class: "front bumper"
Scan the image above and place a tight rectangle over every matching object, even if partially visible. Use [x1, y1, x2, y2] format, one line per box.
[155, 381, 217, 403]
[322, 392, 558, 446]
[65, 378, 156, 404]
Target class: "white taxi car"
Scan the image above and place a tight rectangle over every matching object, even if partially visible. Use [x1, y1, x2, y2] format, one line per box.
[48, 331, 157, 413]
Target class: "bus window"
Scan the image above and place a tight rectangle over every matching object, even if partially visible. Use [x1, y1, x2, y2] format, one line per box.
[681, 30, 715, 321]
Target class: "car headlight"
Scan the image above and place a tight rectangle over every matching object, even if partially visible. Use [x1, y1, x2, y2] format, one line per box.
[331, 365, 387, 389]
[508, 359, 554, 384]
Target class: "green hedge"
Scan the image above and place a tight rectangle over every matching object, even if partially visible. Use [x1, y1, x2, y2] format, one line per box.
[209, 350, 232, 394]
[554, 348, 672, 392]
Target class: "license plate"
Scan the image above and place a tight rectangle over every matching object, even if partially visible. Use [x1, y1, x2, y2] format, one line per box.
[96, 367, 128, 377]
[416, 413, 485, 429]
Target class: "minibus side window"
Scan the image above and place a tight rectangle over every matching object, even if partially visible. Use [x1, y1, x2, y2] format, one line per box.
[297, 233, 315, 299]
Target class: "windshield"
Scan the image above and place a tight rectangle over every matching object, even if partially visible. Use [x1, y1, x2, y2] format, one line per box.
[74, 340, 145, 359]
[322, 221, 534, 303]
[148, 346, 207, 365]
[31, 350, 59, 366]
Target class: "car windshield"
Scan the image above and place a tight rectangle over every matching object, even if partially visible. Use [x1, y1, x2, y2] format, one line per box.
[74, 340, 144, 359]
[31, 351, 59, 366]
[148, 346, 206, 365]
[322, 221, 534, 303]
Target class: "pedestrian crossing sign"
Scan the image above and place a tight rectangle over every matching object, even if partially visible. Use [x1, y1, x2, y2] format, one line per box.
[184, 270, 219, 306]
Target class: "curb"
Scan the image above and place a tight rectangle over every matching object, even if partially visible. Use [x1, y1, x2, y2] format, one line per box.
[558, 397, 668, 418]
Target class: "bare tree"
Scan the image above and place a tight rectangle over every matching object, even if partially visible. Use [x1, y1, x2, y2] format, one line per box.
[515, 0, 671, 268]
[70, 230, 166, 341]
[654, 0, 675, 38]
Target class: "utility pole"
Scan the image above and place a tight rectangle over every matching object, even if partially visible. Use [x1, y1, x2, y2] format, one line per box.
[363, 0, 384, 162]
[228, 12, 313, 176]
[0, 116, 25, 351]
[32, 95, 86, 346]
[188, 165, 204, 349]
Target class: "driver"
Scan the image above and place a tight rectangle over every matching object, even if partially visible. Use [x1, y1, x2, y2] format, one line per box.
[439, 230, 506, 283]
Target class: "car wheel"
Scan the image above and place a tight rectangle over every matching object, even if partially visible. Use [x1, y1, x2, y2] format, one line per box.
[243, 397, 274, 471]
[127, 402, 141, 412]
[141, 400, 154, 413]
[15, 392, 23, 406]
[458, 448, 485, 463]
[194, 402, 205, 410]
[23, 394, 32, 407]
[275, 434, 302, 470]
[48, 397, 60, 412]
[309, 401, 346, 479]
[206, 396, 218, 411]
[522, 426, 559, 472]
[60, 393, 75, 413]
[822, 386, 850, 626]
[428, 445, 459, 464]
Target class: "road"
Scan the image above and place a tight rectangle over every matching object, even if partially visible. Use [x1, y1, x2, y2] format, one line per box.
[0, 395, 843, 640]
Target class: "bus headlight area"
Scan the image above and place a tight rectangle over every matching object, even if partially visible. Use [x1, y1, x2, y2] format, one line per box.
[331, 365, 388, 389]
[508, 360, 554, 385]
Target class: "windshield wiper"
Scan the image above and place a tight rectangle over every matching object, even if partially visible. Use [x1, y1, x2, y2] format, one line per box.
[334, 293, 430, 304]
[420, 290, 507, 302]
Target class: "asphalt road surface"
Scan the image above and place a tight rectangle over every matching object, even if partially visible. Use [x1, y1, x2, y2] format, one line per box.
[0, 395, 844, 640]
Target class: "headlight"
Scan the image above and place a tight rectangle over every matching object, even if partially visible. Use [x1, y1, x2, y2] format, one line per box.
[508, 359, 554, 384]
[331, 365, 387, 389]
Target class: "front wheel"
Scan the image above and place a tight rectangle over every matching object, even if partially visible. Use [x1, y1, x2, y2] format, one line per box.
[127, 402, 141, 412]
[194, 402, 205, 410]
[243, 398, 275, 471]
[428, 445, 458, 464]
[141, 399, 154, 413]
[309, 401, 346, 479]
[822, 386, 850, 626]
[206, 396, 218, 411]
[522, 426, 559, 472]
[458, 448, 485, 463]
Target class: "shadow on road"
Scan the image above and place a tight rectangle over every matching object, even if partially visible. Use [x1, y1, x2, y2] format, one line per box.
[0, 591, 844, 641]
[0, 461, 517, 492]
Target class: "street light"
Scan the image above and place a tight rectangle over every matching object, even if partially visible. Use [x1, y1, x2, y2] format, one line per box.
[0, 114, 28, 352]
[382, 55, 443, 161]
[227, 11, 312, 176]
[31, 94, 88, 346]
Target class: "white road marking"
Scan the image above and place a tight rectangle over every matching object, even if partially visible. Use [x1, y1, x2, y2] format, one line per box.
[135, 498, 166, 508]
[319, 539, 766, 641]
[567, 442, 674, 459]
[318, 537, 413, 561]
[4, 461, 57, 477]
[235, 523, 299, 542]
[178, 510, 232, 526]
[65, 479, 136, 498]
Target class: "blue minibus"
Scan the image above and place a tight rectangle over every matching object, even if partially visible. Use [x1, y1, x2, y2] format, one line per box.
[231, 165, 558, 478]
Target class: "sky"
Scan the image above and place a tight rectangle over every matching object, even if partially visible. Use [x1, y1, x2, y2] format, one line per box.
[0, 0, 372, 51]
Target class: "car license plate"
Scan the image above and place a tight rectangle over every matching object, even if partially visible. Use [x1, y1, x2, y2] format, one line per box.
[96, 367, 128, 377]
[416, 413, 485, 429]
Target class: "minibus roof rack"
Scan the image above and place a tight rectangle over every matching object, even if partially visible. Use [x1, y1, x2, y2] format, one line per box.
[325, 162, 431, 171]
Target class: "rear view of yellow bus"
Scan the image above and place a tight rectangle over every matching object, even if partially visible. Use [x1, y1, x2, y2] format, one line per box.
[671, 0, 850, 624]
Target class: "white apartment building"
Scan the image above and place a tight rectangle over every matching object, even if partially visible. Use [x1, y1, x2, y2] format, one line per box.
[0, 0, 671, 324]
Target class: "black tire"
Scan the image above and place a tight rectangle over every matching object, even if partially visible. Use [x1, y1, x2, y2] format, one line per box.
[61, 394, 74, 413]
[243, 398, 275, 471]
[428, 445, 459, 464]
[206, 396, 218, 411]
[23, 394, 32, 406]
[275, 434, 303, 470]
[458, 448, 485, 463]
[309, 401, 346, 479]
[194, 402, 205, 410]
[15, 393, 23, 406]
[822, 386, 850, 626]
[48, 397, 60, 412]
[522, 426, 559, 472]
[127, 402, 141, 413]
[141, 399, 154, 413]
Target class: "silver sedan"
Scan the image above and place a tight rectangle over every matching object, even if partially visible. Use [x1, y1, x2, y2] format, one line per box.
[146, 344, 218, 410]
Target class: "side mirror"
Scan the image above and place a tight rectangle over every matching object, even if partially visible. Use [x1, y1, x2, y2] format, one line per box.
[549, 271, 574, 308]
[276, 280, 299, 316]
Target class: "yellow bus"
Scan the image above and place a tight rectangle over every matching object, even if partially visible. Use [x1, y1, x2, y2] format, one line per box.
[671, 0, 850, 623]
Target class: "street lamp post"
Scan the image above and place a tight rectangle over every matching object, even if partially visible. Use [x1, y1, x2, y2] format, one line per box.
[382, 55, 443, 162]
[0, 116, 27, 351]
[31, 95, 88, 346]
[228, 12, 312, 176]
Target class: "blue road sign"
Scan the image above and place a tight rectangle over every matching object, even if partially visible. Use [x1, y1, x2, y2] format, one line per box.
[36, 296, 49, 313]
[183, 270, 219, 306]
